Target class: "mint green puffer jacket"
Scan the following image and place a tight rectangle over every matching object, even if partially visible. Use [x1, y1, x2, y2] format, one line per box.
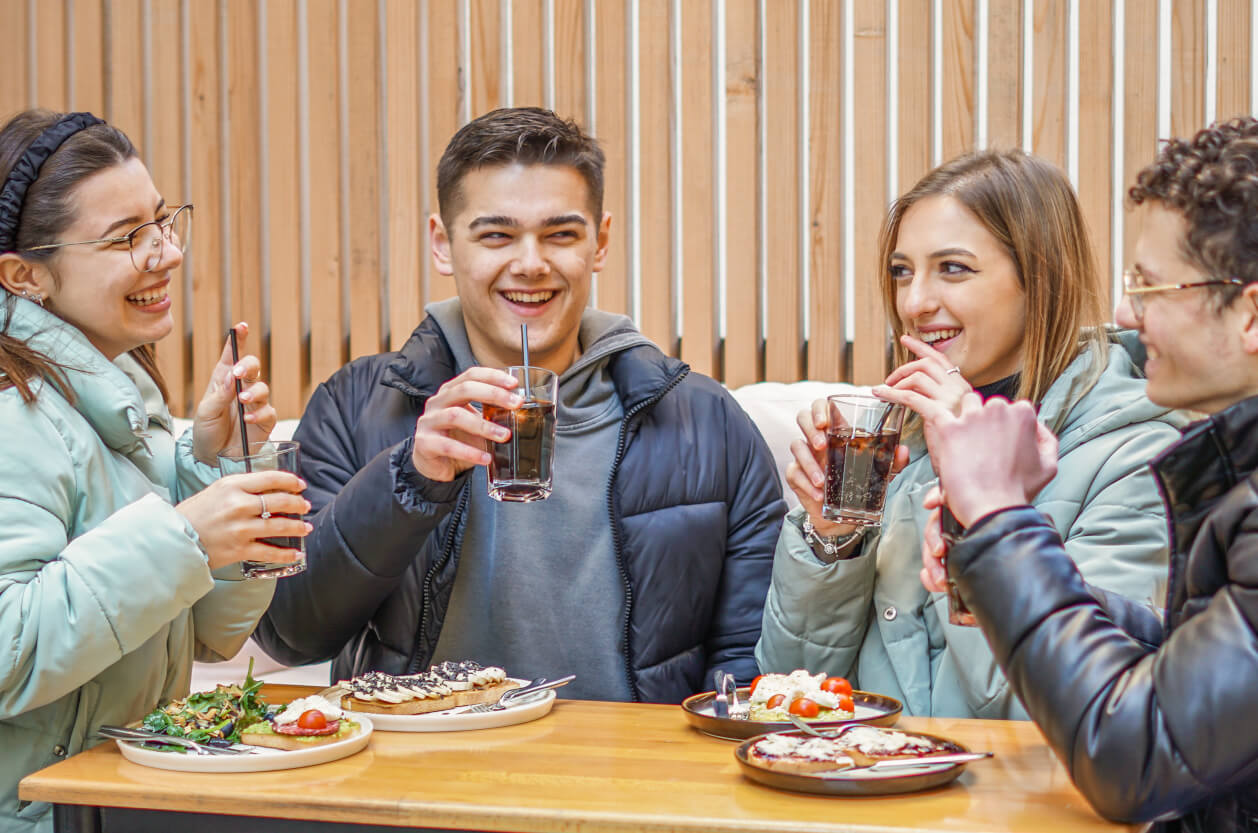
[756, 334, 1188, 719]
[0, 299, 275, 832]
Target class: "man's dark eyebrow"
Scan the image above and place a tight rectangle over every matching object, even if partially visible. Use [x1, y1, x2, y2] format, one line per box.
[541, 214, 588, 228]
[468, 215, 520, 230]
[101, 198, 167, 238]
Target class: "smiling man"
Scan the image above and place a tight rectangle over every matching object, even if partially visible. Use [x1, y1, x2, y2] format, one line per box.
[254, 108, 785, 703]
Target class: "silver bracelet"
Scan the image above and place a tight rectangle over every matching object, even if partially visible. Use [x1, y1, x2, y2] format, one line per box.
[801, 514, 863, 562]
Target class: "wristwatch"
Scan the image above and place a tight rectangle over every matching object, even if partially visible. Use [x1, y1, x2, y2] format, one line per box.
[801, 514, 863, 563]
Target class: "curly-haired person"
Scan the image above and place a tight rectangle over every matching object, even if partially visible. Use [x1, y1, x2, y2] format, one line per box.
[913, 115, 1258, 832]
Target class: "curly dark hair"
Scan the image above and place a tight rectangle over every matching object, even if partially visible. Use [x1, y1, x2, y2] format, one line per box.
[1128, 116, 1258, 305]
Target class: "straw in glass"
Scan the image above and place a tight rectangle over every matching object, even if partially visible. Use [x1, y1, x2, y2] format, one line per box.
[227, 328, 253, 473]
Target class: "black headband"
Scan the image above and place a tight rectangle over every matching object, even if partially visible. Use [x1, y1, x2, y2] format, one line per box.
[0, 112, 106, 253]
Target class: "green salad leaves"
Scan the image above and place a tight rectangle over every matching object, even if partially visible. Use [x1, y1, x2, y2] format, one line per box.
[141, 657, 270, 744]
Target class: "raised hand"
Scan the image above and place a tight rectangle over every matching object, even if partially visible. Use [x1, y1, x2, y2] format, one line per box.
[175, 470, 311, 571]
[873, 333, 974, 420]
[412, 367, 522, 482]
[191, 322, 276, 465]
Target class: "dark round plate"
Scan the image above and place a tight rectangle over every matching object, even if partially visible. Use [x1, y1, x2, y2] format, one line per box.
[681, 687, 903, 741]
[735, 728, 973, 796]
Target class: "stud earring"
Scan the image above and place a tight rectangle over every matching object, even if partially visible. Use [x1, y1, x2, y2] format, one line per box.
[19, 290, 44, 307]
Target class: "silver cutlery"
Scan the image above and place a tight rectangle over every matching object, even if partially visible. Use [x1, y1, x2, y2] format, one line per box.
[453, 674, 577, 714]
[865, 751, 992, 771]
[97, 725, 259, 755]
[712, 670, 731, 719]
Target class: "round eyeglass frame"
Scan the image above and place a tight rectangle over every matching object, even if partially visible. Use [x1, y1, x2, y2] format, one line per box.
[1121, 266, 1244, 323]
[20, 203, 193, 274]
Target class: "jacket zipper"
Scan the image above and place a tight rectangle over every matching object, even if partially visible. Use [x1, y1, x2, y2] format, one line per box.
[606, 365, 689, 702]
[406, 485, 472, 674]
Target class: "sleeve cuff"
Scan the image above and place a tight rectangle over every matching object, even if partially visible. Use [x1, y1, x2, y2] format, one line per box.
[390, 436, 468, 511]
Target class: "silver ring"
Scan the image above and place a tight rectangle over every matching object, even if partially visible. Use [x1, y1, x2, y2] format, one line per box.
[258, 494, 271, 520]
[946, 366, 962, 376]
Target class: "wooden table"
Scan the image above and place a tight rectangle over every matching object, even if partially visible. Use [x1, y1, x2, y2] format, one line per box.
[20, 684, 1144, 833]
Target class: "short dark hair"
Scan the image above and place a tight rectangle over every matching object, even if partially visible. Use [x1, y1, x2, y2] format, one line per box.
[436, 107, 605, 225]
[1129, 116, 1258, 305]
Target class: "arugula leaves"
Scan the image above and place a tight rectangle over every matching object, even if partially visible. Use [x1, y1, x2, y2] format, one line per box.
[141, 657, 271, 744]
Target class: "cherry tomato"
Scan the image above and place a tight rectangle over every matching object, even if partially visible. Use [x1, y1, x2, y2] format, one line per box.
[821, 676, 853, 697]
[766, 693, 786, 710]
[296, 709, 328, 731]
[837, 695, 855, 713]
[789, 698, 820, 718]
[749, 675, 765, 695]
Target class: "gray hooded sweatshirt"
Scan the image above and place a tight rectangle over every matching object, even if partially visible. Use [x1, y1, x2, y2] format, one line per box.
[427, 298, 654, 701]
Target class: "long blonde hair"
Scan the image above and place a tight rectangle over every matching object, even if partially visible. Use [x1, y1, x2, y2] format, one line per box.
[876, 149, 1107, 405]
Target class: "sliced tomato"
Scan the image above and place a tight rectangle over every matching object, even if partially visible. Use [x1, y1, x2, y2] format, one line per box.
[296, 709, 328, 731]
[766, 693, 786, 709]
[820, 676, 853, 697]
[749, 674, 765, 695]
[788, 697, 820, 718]
[837, 694, 855, 713]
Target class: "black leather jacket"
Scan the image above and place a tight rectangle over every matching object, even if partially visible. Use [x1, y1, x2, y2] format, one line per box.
[948, 395, 1258, 832]
[253, 316, 785, 703]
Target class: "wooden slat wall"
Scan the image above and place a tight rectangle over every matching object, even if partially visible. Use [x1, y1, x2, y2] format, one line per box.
[0, 0, 1252, 417]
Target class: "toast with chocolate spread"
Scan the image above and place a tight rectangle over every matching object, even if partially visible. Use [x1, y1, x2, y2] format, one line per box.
[340, 661, 522, 715]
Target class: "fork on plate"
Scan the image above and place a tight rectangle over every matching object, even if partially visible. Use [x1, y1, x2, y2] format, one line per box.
[96, 725, 258, 755]
[458, 674, 577, 714]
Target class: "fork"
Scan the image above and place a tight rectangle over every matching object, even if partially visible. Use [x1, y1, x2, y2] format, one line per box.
[96, 725, 258, 755]
[459, 674, 576, 714]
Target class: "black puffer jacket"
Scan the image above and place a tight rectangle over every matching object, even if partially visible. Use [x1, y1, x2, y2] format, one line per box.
[948, 395, 1258, 832]
[253, 316, 784, 703]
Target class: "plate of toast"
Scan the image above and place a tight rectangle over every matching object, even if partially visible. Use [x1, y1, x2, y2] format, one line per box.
[335, 661, 557, 732]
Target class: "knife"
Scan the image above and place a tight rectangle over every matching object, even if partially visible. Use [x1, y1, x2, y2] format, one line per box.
[865, 751, 992, 771]
[712, 670, 730, 719]
[97, 725, 259, 755]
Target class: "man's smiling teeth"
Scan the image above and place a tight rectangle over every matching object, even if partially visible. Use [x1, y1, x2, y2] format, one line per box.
[126, 288, 168, 305]
[503, 290, 555, 304]
[919, 328, 960, 345]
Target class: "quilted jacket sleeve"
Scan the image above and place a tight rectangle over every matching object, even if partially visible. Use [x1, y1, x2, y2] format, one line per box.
[253, 378, 466, 666]
[949, 506, 1258, 823]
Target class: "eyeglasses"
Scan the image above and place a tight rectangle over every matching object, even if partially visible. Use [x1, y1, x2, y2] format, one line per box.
[1121, 265, 1244, 323]
[22, 204, 193, 273]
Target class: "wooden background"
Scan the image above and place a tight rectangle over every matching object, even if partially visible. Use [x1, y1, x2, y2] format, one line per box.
[0, 0, 1251, 417]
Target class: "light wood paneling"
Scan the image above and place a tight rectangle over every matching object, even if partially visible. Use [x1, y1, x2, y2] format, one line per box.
[0, 0, 1248, 416]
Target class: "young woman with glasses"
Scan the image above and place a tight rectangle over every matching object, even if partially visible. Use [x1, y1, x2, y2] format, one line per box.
[756, 149, 1187, 720]
[0, 109, 309, 831]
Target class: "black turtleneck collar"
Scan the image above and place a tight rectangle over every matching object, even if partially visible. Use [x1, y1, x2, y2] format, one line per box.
[975, 373, 1021, 402]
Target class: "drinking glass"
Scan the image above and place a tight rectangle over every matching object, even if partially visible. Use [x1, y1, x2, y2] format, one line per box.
[821, 394, 905, 526]
[483, 367, 558, 502]
[217, 440, 307, 579]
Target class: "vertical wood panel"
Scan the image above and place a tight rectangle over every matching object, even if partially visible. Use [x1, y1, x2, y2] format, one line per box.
[70, 0, 105, 113]
[635, 0, 675, 353]
[105, 0, 145, 166]
[1030, 0, 1066, 168]
[898, 0, 933, 195]
[469, 0, 502, 116]
[724, 0, 760, 387]
[986, 0, 1022, 148]
[805, 0, 841, 382]
[1077, 0, 1114, 306]
[593, 0, 630, 318]
[678, 0, 716, 377]
[553, 0, 588, 124]
[227, 0, 263, 343]
[0, 0, 29, 113]
[1171, 0, 1206, 139]
[851, 0, 890, 385]
[385, 0, 423, 351]
[763, 0, 803, 382]
[941, 0, 975, 160]
[187, 0, 224, 401]
[264, 0, 305, 416]
[346, 3, 383, 359]
[426, 0, 460, 304]
[306, 0, 345, 387]
[512, 0, 546, 106]
[148, 0, 189, 412]
[36, 1, 68, 109]
[1122, 2, 1160, 271]
[1217, 0, 1252, 120]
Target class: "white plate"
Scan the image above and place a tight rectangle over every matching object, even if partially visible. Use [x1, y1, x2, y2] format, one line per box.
[115, 716, 373, 773]
[344, 689, 556, 732]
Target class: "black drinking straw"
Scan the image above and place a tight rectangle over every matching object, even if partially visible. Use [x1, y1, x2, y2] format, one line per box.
[227, 328, 253, 472]
[519, 323, 532, 401]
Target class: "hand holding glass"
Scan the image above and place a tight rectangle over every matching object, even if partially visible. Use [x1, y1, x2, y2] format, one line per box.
[217, 440, 307, 578]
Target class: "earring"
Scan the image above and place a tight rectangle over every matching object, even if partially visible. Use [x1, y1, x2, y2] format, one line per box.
[19, 290, 44, 307]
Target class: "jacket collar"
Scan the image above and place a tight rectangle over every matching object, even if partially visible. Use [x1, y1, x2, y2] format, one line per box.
[1149, 394, 1258, 526]
[3, 297, 149, 451]
[381, 313, 687, 412]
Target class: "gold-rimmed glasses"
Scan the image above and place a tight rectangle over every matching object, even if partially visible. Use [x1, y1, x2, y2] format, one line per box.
[22, 203, 193, 273]
[1121, 265, 1244, 323]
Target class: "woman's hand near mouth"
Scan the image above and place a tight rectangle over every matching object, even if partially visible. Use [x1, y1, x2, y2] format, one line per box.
[874, 334, 974, 419]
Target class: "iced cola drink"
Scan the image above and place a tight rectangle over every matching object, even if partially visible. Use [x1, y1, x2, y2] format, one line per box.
[485, 366, 558, 502]
[821, 394, 905, 526]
